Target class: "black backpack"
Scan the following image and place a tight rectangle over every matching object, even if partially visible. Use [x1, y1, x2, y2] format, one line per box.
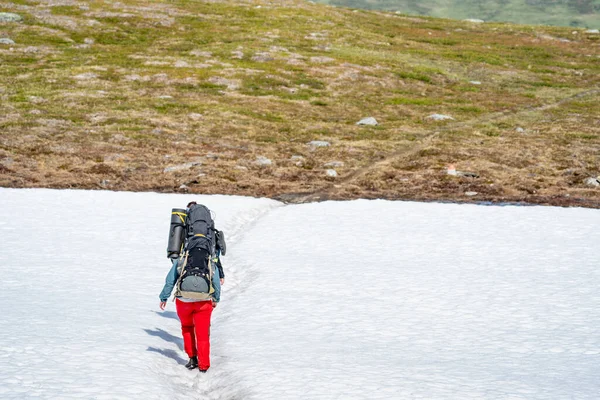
[175, 204, 217, 300]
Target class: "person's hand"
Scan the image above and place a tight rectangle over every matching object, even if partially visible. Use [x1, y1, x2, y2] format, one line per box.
[212, 300, 217, 309]
[220, 278, 224, 286]
[159, 301, 167, 310]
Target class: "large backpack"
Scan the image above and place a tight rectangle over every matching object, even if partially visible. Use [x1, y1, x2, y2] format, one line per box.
[174, 204, 217, 300]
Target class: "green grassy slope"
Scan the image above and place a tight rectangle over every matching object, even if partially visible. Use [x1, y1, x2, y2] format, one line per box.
[1, 0, 599, 206]
[318, 0, 600, 27]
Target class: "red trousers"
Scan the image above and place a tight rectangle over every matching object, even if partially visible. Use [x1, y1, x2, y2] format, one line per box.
[175, 299, 214, 370]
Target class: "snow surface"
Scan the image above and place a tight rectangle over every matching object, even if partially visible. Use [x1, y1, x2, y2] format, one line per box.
[1, 188, 599, 399]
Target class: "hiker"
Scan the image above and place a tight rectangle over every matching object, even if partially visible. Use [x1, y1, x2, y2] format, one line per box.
[159, 201, 224, 372]
[159, 259, 220, 372]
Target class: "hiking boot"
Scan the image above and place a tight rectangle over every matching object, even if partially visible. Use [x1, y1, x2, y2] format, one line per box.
[185, 356, 198, 370]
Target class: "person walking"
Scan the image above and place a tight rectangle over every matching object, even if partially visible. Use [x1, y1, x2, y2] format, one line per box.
[159, 256, 221, 372]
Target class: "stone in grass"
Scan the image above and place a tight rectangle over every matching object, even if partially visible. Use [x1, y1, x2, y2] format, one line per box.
[324, 161, 344, 168]
[465, 191, 478, 196]
[447, 164, 479, 178]
[74, 72, 98, 80]
[164, 161, 201, 173]
[190, 50, 213, 57]
[0, 38, 15, 45]
[124, 74, 142, 81]
[308, 140, 330, 147]
[357, 117, 378, 126]
[251, 52, 274, 62]
[0, 13, 23, 23]
[515, 127, 525, 133]
[208, 76, 240, 90]
[585, 29, 599, 34]
[28, 96, 46, 104]
[469, 81, 481, 85]
[310, 56, 335, 64]
[584, 177, 600, 187]
[426, 114, 454, 121]
[1, 157, 14, 167]
[326, 169, 338, 178]
[291, 155, 304, 166]
[463, 19, 485, 23]
[174, 60, 190, 68]
[255, 156, 272, 166]
[356, 117, 378, 126]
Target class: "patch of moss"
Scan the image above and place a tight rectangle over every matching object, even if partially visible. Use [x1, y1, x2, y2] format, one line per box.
[238, 110, 286, 123]
[153, 101, 196, 114]
[387, 97, 441, 105]
[50, 6, 84, 17]
[394, 70, 433, 83]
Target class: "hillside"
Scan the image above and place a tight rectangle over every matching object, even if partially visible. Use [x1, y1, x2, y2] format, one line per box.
[317, 0, 600, 28]
[1, 0, 599, 207]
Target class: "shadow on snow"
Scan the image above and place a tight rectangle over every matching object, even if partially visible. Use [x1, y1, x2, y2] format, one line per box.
[146, 346, 186, 365]
[144, 327, 184, 351]
[151, 310, 179, 321]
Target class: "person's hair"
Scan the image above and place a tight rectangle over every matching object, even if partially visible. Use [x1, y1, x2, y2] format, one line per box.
[187, 201, 197, 208]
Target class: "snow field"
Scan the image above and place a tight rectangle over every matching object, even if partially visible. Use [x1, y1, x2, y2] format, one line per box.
[1, 188, 599, 399]
[219, 200, 600, 399]
[0, 188, 280, 399]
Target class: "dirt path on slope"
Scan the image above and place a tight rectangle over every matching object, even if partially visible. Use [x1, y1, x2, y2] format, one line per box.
[276, 88, 600, 204]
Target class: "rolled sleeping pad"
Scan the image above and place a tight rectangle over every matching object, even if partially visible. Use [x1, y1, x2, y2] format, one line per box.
[167, 208, 187, 259]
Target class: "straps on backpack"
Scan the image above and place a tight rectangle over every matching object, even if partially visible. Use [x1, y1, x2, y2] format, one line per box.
[172, 250, 189, 301]
[172, 250, 215, 301]
[172, 211, 186, 224]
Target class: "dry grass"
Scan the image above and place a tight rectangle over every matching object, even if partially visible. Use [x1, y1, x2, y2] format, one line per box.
[1, 0, 599, 207]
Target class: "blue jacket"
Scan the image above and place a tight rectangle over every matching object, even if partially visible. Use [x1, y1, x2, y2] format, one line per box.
[159, 258, 221, 303]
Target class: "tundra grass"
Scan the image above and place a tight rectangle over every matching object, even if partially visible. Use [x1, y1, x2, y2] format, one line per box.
[0, 0, 599, 206]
